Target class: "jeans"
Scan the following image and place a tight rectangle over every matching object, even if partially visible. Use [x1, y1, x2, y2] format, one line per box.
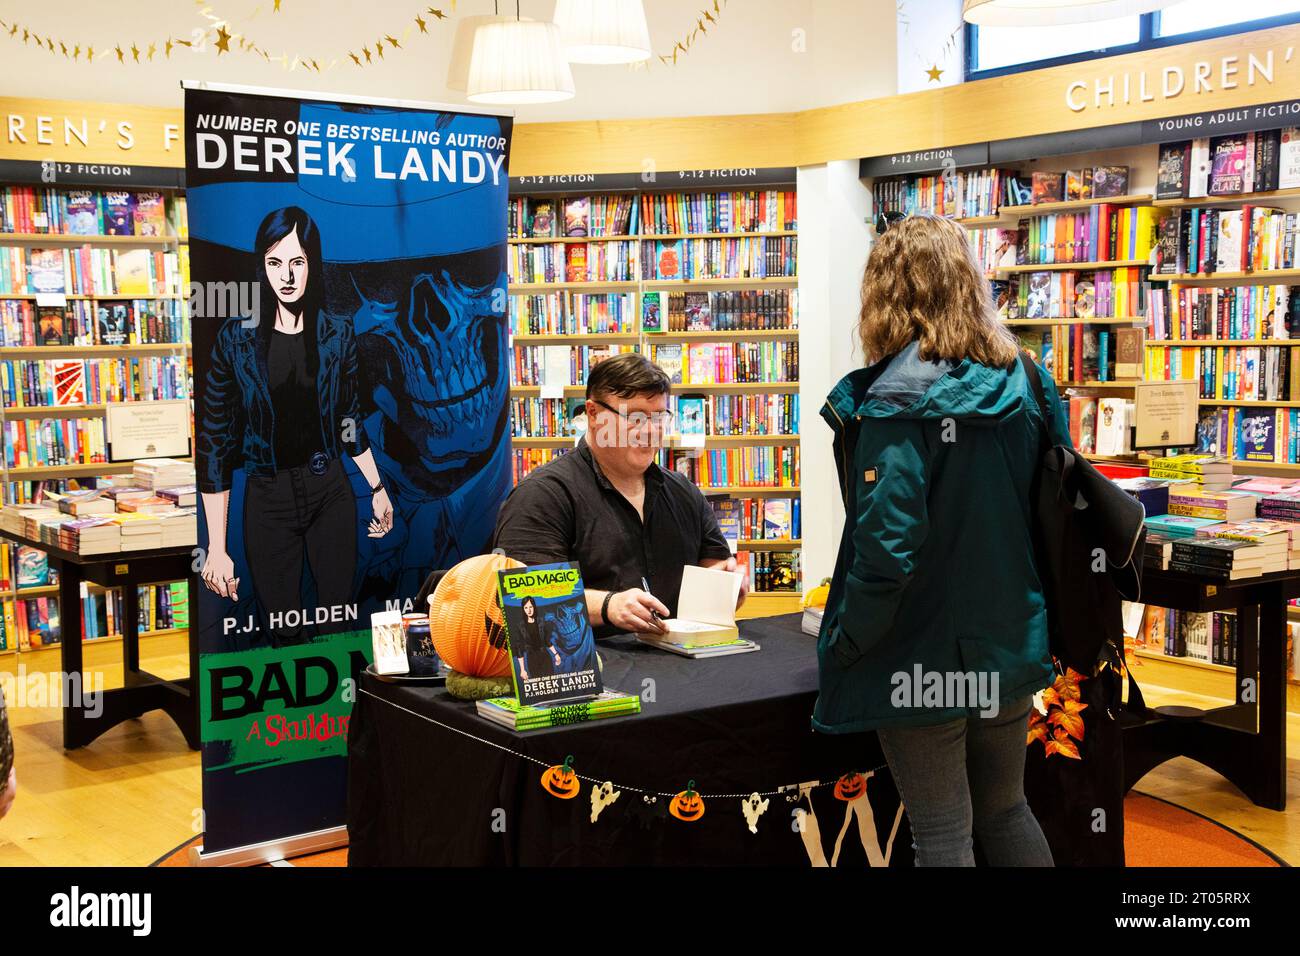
[877, 695, 1054, 867]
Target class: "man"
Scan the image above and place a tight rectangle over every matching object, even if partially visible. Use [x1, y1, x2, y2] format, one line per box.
[492, 353, 747, 636]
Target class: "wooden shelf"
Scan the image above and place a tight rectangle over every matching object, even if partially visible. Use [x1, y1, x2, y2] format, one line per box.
[998, 194, 1152, 216]
[1004, 317, 1140, 326]
[508, 231, 797, 244]
[509, 235, 638, 245]
[510, 436, 575, 447]
[996, 259, 1150, 274]
[671, 382, 799, 394]
[0, 233, 183, 246]
[1197, 399, 1300, 407]
[4, 458, 190, 479]
[954, 214, 1002, 227]
[511, 332, 639, 344]
[0, 343, 189, 358]
[643, 277, 799, 289]
[13, 628, 187, 654]
[2, 404, 108, 419]
[1152, 186, 1300, 209]
[510, 434, 800, 449]
[508, 281, 638, 293]
[737, 538, 802, 549]
[1159, 269, 1300, 283]
[648, 329, 799, 341]
[0, 292, 182, 300]
[509, 385, 585, 397]
[1146, 339, 1300, 346]
[700, 486, 800, 497]
[1133, 648, 1236, 674]
[1057, 380, 1138, 388]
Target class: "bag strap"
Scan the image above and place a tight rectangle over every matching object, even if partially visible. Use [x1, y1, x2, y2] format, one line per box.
[1018, 350, 1052, 452]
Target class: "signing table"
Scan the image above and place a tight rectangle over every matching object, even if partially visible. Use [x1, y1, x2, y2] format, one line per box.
[347, 614, 912, 866]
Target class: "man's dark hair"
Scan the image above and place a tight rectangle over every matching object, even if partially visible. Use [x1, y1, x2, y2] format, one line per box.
[585, 352, 670, 401]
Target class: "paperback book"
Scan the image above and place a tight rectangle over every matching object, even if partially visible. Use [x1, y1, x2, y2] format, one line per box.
[497, 562, 601, 707]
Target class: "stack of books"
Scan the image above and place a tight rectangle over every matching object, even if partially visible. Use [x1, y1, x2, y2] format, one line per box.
[112, 512, 163, 551]
[116, 495, 177, 515]
[1169, 536, 1279, 580]
[54, 490, 115, 516]
[132, 458, 195, 490]
[801, 603, 824, 637]
[1200, 519, 1300, 569]
[1167, 488, 1258, 522]
[1147, 454, 1235, 491]
[635, 634, 760, 658]
[475, 689, 641, 731]
[156, 485, 196, 507]
[1144, 532, 1174, 570]
[57, 517, 121, 555]
[157, 508, 198, 548]
[1143, 514, 1222, 539]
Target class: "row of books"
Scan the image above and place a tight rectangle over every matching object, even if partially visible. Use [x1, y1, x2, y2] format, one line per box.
[510, 344, 637, 387]
[669, 393, 799, 437]
[739, 548, 801, 593]
[1, 298, 189, 348]
[637, 189, 796, 236]
[511, 446, 568, 484]
[648, 340, 799, 385]
[0, 245, 187, 297]
[641, 236, 797, 281]
[1010, 166, 1132, 206]
[643, 288, 798, 332]
[0, 186, 184, 238]
[1194, 406, 1300, 464]
[1066, 396, 1134, 456]
[1156, 131, 1300, 200]
[710, 496, 800, 542]
[873, 168, 1016, 220]
[999, 267, 1151, 320]
[1155, 206, 1299, 276]
[508, 292, 636, 336]
[657, 446, 800, 489]
[1, 491, 197, 554]
[508, 239, 638, 285]
[1136, 605, 1243, 667]
[508, 194, 637, 239]
[1148, 284, 1298, 341]
[1146, 345, 1300, 402]
[1015, 325, 1143, 384]
[1143, 518, 1298, 580]
[1, 356, 190, 408]
[509, 397, 580, 438]
[3, 417, 109, 468]
[1012, 205, 1159, 265]
[0, 582, 190, 652]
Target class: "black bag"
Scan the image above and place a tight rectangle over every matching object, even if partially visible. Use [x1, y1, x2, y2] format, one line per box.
[1019, 352, 1146, 674]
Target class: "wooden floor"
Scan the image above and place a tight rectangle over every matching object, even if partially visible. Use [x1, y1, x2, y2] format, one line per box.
[0, 631, 1297, 866]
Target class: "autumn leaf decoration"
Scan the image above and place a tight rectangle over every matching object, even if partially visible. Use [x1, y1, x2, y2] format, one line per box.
[1026, 667, 1088, 760]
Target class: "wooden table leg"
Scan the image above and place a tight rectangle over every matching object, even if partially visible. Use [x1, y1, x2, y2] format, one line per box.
[1255, 590, 1287, 810]
[57, 559, 85, 751]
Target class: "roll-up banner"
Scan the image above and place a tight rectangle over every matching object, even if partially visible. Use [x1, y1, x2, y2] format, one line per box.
[184, 83, 513, 862]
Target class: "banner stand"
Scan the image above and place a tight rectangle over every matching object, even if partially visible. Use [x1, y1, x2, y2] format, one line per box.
[188, 825, 348, 867]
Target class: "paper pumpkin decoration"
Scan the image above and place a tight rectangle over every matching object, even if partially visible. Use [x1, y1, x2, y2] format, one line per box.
[541, 756, 580, 799]
[669, 781, 705, 822]
[429, 553, 522, 678]
[834, 772, 866, 802]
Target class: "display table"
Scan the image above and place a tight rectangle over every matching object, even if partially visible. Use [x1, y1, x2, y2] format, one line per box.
[347, 614, 912, 866]
[0, 528, 199, 751]
[1121, 564, 1299, 811]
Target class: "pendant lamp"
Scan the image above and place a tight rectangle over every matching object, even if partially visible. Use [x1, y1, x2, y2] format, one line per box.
[962, 0, 1178, 26]
[553, 0, 652, 64]
[467, 3, 575, 105]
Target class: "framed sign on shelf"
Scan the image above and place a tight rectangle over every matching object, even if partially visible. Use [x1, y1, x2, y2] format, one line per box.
[104, 399, 192, 461]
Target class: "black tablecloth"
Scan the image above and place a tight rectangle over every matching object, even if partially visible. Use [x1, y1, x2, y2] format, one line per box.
[347, 614, 913, 866]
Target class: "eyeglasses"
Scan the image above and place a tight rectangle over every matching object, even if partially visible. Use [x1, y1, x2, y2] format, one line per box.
[591, 399, 675, 432]
[875, 210, 909, 235]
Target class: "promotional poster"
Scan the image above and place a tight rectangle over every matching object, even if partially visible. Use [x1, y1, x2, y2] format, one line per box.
[186, 85, 512, 854]
[497, 563, 601, 707]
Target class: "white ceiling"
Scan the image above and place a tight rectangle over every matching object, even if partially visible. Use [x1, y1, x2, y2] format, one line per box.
[0, 0, 905, 121]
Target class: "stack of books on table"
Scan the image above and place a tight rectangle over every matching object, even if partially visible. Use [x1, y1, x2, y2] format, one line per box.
[1200, 519, 1300, 569]
[1167, 487, 1258, 522]
[157, 508, 198, 548]
[801, 603, 824, 637]
[1257, 492, 1300, 523]
[1, 503, 53, 538]
[475, 689, 641, 731]
[57, 517, 121, 555]
[636, 633, 761, 658]
[1147, 455, 1235, 491]
[112, 512, 163, 551]
[53, 490, 115, 517]
[1143, 514, 1222, 539]
[1144, 532, 1174, 570]
[116, 495, 177, 515]
[156, 485, 196, 507]
[133, 458, 195, 490]
[1169, 536, 1281, 580]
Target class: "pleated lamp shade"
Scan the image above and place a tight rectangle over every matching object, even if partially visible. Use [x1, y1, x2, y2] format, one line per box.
[447, 14, 514, 92]
[554, 0, 652, 64]
[962, 0, 1177, 26]
[467, 18, 576, 105]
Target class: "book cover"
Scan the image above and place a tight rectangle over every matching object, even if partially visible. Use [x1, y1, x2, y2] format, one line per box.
[63, 190, 101, 235]
[529, 200, 554, 238]
[1235, 409, 1277, 462]
[497, 563, 601, 708]
[683, 291, 711, 330]
[564, 243, 587, 283]
[763, 498, 792, 539]
[27, 248, 66, 294]
[133, 191, 168, 237]
[641, 290, 664, 334]
[15, 546, 48, 587]
[1025, 273, 1051, 318]
[1091, 165, 1129, 198]
[1031, 172, 1064, 204]
[37, 307, 68, 345]
[53, 360, 86, 406]
[1115, 327, 1144, 379]
[563, 196, 590, 237]
[101, 191, 135, 235]
[1095, 398, 1129, 455]
[676, 396, 706, 439]
[1065, 168, 1090, 201]
[656, 239, 682, 280]
[113, 249, 153, 296]
[1074, 279, 1095, 319]
[96, 303, 129, 345]
[711, 499, 742, 549]
[1156, 143, 1190, 199]
[1209, 135, 1249, 195]
[654, 344, 683, 384]
[1280, 128, 1300, 190]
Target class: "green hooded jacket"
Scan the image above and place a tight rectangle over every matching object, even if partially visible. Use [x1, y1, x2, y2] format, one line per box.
[812, 341, 1073, 733]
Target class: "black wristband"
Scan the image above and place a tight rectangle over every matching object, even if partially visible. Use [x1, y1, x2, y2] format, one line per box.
[370, 481, 385, 494]
[601, 590, 619, 627]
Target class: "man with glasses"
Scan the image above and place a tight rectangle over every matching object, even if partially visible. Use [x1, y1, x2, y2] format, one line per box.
[492, 353, 746, 636]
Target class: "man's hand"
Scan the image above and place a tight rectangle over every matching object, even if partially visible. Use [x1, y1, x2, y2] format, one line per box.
[606, 589, 670, 634]
[702, 556, 749, 609]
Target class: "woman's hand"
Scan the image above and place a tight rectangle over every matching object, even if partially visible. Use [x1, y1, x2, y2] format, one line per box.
[201, 549, 239, 600]
[368, 487, 394, 538]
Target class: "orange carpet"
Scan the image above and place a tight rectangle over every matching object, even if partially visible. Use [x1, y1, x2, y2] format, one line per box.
[152, 793, 1284, 867]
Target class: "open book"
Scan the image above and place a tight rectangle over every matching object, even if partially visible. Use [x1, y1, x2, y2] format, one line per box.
[637, 564, 741, 647]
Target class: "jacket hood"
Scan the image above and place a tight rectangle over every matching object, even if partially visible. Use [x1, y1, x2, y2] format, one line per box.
[823, 341, 1027, 430]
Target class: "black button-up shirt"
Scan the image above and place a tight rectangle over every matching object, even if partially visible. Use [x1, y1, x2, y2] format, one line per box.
[491, 439, 733, 637]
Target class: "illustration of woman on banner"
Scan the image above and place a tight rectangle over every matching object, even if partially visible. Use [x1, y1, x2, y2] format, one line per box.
[197, 206, 393, 645]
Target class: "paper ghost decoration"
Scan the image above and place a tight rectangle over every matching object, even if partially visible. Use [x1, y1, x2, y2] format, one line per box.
[741, 792, 770, 834]
[590, 780, 621, 822]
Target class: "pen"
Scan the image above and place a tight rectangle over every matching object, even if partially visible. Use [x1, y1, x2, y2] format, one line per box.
[641, 576, 663, 625]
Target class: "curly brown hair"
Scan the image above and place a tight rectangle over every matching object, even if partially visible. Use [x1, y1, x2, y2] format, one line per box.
[858, 213, 1017, 368]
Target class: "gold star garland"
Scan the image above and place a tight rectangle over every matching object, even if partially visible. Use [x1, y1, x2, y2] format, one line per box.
[0, 3, 452, 73]
[657, 0, 727, 67]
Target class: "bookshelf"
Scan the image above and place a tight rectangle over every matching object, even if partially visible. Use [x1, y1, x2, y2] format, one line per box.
[507, 181, 803, 608]
[0, 183, 193, 657]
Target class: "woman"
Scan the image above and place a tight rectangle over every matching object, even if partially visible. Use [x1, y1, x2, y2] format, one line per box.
[515, 596, 559, 679]
[198, 206, 393, 645]
[813, 214, 1066, 867]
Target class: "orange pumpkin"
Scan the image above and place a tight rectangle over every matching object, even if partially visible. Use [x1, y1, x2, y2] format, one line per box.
[429, 553, 522, 678]
[541, 756, 580, 799]
[669, 781, 705, 822]
[834, 772, 866, 802]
